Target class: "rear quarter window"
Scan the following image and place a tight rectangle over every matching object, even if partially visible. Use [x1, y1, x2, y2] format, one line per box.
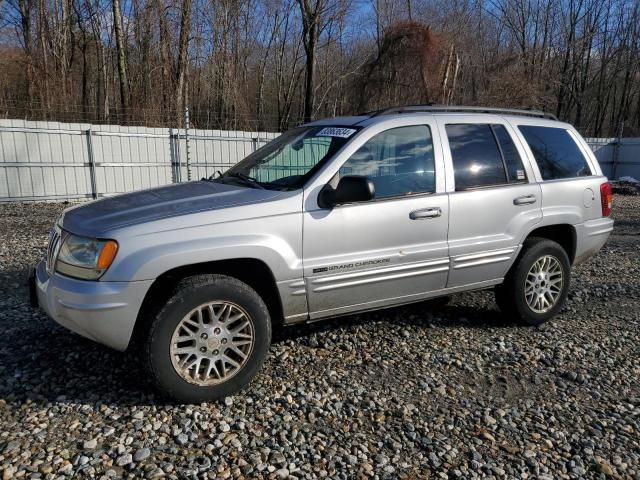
[518, 126, 592, 180]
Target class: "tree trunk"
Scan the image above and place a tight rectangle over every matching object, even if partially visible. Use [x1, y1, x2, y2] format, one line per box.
[80, 26, 89, 121]
[18, 0, 33, 107]
[112, 0, 129, 118]
[297, 0, 321, 123]
[37, 0, 50, 112]
[155, 0, 171, 124]
[175, 0, 193, 128]
[60, 0, 72, 105]
[302, 38, 317, 122]
[99, 39, 110, 122]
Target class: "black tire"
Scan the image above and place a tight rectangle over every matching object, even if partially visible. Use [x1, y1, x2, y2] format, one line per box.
[495, 237, 571, 326]
[143, 274, 271, 403]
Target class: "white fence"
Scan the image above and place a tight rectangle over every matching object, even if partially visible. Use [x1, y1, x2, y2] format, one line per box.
[585, 137, 640, 180]
[0, 119, 638, 202]
[0, 119, 278, 201]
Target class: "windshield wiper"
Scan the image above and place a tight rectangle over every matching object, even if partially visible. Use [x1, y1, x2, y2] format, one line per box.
[203, 170, 223, 182]
[222, 172, 266, 189]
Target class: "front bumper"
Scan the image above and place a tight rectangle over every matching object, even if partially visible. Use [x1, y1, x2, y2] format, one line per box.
[33, 260, 153, 351]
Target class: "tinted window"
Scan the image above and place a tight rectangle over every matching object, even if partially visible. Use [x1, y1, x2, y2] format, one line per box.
[492, 125, 527, 182]
[339, 125, 435, 198]
[518, 126, 592, 180]
[446, 124, 507, 190]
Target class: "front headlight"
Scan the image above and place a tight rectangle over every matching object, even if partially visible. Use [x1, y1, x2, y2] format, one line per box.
[55, 233, 118, 280]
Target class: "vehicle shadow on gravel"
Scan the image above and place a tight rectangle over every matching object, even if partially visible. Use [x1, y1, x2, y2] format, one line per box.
[1, 287, 512, 408]
[0, 307, 160, 407]
[272, 295, 515, 345]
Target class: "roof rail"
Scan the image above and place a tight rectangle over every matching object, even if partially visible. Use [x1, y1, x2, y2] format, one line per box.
[369, 104, 558, 121]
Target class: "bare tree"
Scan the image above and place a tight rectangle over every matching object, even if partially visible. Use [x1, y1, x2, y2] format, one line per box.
[297, 0, 322, 122]
[112, 0, 129, 115]
[17, 0, 34, 103]
[175, 0, 193, 127]
[357, 21, 443, 110]
[0, 0, 638, 135]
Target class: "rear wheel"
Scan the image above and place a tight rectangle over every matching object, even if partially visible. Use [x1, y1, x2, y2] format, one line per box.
[144, 274, 271, 403]
[495, 238, 570, 326]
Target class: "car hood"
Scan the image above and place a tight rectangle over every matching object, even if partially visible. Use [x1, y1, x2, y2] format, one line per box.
[60, 181, 285, 237]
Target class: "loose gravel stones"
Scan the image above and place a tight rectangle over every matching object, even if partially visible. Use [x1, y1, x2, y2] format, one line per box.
[82, 439, 98, 450]
[0, 198, 639, 479]
[133, 448, 151, 462]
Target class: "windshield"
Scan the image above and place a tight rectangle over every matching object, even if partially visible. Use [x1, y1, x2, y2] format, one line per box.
[217, 126, 358, 190]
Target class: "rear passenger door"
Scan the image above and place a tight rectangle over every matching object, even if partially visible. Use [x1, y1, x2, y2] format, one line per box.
[436, 115, 543, 287]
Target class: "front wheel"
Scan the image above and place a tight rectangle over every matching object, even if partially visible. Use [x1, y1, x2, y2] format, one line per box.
[495, 238, 571, 326]
[143, 274, 271, 403]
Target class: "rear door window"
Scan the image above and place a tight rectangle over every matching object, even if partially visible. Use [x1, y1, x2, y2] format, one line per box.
[446, 123, 524, 190]
[446, 124, 528, 190]
[493, 125, 527, 182]
[446, 124, 506, 190]
[518, 126, 592, 180]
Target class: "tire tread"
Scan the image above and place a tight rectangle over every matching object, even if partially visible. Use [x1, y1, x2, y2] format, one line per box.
[495, 237, 571, 326]
[143, 274, 271, 403]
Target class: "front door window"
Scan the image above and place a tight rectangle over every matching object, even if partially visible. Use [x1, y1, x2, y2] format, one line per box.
[338, 125, 436, 199]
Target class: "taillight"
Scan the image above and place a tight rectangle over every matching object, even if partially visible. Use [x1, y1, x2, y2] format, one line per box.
[600, 182, 612, 217]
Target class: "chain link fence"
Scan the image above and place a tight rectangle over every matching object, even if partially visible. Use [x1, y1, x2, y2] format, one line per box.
[0, 119, 638, 202]
[0, 119, 278, 201]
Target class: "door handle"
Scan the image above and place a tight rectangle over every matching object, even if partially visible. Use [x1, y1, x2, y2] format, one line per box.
[409, 207, 441, 220]
[513, 194, 537, 205]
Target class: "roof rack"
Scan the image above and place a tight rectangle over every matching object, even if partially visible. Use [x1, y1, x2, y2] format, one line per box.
[369, 104, 558, 121]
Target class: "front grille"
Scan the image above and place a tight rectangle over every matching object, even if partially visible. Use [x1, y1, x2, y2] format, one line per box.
[46, 226, 62, 274]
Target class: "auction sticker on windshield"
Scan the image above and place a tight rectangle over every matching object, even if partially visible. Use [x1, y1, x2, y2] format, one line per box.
[317, 127, 357, 138]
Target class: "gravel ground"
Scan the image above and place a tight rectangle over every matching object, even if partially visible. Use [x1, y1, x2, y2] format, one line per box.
[0, 196, 638, 480]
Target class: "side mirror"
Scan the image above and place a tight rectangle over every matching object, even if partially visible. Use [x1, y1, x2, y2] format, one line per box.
[319, 175, 375, 208]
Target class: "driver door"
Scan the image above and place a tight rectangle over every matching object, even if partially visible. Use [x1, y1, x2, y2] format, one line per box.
[302, 122, 450, 319]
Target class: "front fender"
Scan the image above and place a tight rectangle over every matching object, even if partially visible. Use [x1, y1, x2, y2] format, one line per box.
[103, 233, 302, 282]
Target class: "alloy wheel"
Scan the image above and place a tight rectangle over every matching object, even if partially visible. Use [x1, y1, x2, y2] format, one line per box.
[170, 301, 254, 386]
[524, 255, 564, 314]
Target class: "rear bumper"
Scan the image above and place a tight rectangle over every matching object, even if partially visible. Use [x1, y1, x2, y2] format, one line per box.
[573, 217, 614, 265]
[33, 260, 153, 351]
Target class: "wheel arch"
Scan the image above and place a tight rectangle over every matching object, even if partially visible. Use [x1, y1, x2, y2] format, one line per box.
[523, 224, 577, 264]
[129, 258, 284, 350]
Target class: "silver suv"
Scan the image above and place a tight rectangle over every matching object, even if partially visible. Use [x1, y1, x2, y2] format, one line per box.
[31, 106, 614, 402]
